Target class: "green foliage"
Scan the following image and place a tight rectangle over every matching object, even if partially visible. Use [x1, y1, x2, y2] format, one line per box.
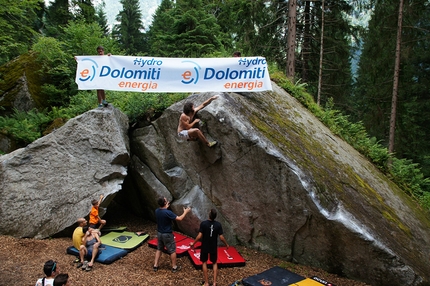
[95, 1, 110, 36]
[299, 0, 354, 108]
[62, 20, 120, 56]
[390, 158, 430, 200]
[0, 88, 187, 146]
[32, 36, 74, 106]
[72, 0, 96, 23]
[0, 0, 42, 65]
[148, 0, 226, 57]
[0, 109, 51, 144]
[113, 0, 146, 55]
[107, 91, 187, 122]
[44, 0, 72, 36]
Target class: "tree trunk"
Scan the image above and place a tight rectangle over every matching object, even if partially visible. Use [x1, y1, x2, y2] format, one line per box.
[388, 0, 404, 155]
[317, 0, 325, 106]
[287, 0, 297, 80]
[301, 0, 311, 82]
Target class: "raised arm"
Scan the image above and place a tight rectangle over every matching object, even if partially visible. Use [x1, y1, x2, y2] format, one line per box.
[194, 95, 219, 112]
[175, 206, 191, 221]
[98, 194, 103, 205]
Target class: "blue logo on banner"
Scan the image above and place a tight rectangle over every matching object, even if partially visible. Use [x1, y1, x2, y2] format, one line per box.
[78, 58, 98, 82]
[181, 60, 201, 85]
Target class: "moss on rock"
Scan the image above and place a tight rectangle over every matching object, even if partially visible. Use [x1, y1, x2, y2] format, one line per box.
[0, 52, 47, 116]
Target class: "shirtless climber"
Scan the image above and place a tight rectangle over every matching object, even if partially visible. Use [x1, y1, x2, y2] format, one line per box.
[177, 95, 218, 147]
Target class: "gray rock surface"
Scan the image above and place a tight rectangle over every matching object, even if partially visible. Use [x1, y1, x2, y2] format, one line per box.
[126, 84, 430, 285]
[0, 106, 129, 238]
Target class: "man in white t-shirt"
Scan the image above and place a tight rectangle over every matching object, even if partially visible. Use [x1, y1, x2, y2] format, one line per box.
[35, 260, 59, 286]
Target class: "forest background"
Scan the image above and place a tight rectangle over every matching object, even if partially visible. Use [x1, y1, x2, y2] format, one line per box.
[1, 0, 430, 213]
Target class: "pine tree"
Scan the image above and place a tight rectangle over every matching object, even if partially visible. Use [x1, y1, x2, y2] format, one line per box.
[45, 0, 72, 37]
[95, 1, 110, 36]
[113, 0, 146, 55]
[72, 0, 96, 23]
[147, 0, 174, 57]
[148, 0, 225, 57]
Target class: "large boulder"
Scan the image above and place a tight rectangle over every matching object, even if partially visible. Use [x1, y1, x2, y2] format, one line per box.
[0, 106, 129, 238]
[126, 84, 430, 285]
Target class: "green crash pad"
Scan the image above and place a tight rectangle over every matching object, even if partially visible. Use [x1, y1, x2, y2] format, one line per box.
[100, 226, 127, 233]
[101, 231, 149, 251]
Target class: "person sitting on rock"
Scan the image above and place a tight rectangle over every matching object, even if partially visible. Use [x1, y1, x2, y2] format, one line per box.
[80, 226, 101, 271]
[72, 218, 88, 268]
[72, 218, 100, 271]
[177, 95, 218, 147]
[89, 195, 106, 232]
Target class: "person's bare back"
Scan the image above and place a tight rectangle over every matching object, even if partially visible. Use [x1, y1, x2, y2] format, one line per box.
[177, 96, 218, 147]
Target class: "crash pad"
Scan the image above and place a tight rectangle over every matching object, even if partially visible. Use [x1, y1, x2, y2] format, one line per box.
[66, 245, 128, 264]
[188, 246, 245, 268]
[101, 231, 149, 250]
[148, 231, 201, 257]
[291, 278, 333, 285]
[242, 266, 305, 286]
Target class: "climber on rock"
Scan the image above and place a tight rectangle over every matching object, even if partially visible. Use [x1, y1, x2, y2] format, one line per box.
[177, 95, 218, 147]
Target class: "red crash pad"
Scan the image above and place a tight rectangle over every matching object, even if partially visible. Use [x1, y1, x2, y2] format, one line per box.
[148, 231, 201, 257]
[188, 246, 245, 268]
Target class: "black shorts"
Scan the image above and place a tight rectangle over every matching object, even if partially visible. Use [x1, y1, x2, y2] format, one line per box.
[200, 251, 217, 264]
[89, 223, 100, 229]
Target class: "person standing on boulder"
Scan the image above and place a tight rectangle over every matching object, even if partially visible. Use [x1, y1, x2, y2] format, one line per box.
[153, 196, 191, 273]
[96, 45, 111, 108]
[177, 95, 218, 147]
[190, 209, 229, 286]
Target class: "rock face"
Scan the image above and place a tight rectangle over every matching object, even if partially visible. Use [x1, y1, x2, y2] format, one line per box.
[124, 85, 430, 285]
[0, 106, 129, 238]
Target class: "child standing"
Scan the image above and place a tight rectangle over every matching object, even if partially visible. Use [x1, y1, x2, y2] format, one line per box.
[89, 195, 106, 231]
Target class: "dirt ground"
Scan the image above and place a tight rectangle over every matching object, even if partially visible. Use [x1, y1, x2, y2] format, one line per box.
[0, 207, 370, 286]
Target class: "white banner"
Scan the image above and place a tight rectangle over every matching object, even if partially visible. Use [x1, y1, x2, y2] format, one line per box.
[75, 56, 272, 93]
